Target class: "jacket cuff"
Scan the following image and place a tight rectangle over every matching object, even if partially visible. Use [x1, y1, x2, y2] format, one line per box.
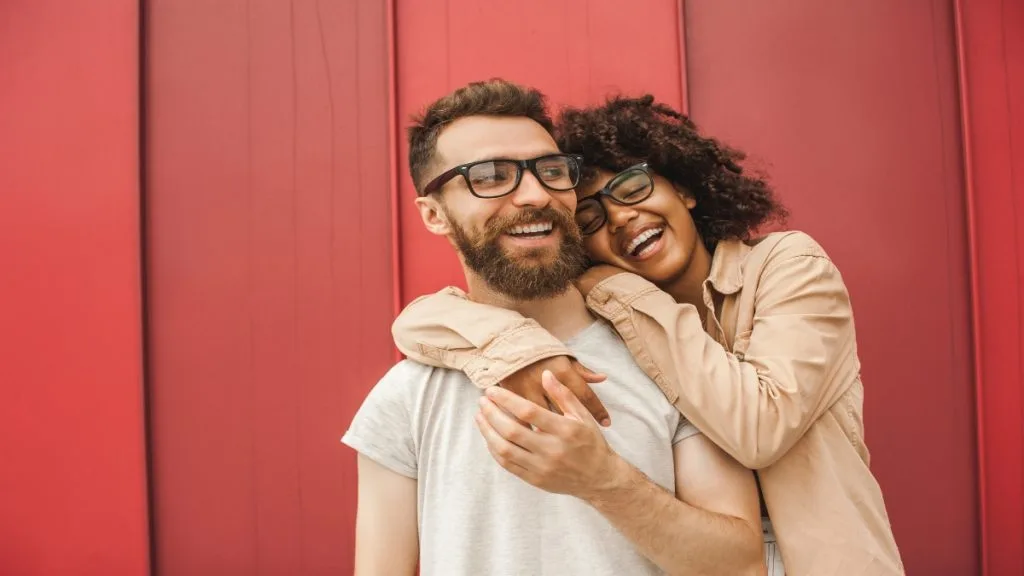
[463, 320, 572, 388]
[585, 273, 662, 321]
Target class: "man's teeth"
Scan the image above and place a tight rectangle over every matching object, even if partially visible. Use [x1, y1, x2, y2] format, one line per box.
[627, 227, 664, 256]
[508, 222, 554, 235]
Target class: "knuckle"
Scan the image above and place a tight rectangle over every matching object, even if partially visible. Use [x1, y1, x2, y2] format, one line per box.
[566, 426, 586, 443]
[504, 426, 523, 444]
[519, 404, 539, 420]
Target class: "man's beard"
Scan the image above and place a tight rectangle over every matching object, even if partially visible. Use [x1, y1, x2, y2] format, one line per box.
[449, 206, 588, 301]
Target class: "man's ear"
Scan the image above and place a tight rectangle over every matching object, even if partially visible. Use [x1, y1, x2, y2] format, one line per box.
[671, 182, 697, 210]
[415, 196, 451, 236]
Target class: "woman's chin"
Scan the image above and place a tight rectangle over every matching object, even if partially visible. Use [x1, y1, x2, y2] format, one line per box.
[628, 247, 682, 285]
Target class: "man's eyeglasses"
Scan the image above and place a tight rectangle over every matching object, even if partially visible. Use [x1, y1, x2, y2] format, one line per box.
[420, 153, 584, 198]
[574, 163, 655, 236]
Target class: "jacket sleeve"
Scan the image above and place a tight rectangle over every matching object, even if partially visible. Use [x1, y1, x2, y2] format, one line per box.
[585, 236, 857, 469]
[391, 287, 573, 389]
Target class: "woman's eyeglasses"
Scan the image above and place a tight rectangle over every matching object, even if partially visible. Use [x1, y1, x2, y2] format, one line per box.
[574, 163, 655, 236]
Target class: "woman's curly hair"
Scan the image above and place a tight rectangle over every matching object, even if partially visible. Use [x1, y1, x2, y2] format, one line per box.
[556, 95, 787, 246]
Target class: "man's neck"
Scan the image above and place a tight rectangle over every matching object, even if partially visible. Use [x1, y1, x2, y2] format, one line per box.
[466, 277, 595, 342]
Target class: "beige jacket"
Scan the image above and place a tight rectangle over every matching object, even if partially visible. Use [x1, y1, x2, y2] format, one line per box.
[392, 231, 904, 575]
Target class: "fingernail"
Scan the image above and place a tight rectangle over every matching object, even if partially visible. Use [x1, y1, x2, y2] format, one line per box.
[601, 418, 611, 427]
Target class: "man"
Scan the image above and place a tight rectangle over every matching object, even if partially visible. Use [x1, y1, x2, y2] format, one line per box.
[342, 79, 764, 576]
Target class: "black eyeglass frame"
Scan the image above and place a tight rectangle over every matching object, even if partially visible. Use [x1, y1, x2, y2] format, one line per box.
[419, 153, 584, 198]
[574, 162, 655, 236]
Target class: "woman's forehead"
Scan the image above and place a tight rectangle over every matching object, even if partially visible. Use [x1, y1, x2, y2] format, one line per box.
[575, 167, 619, 199]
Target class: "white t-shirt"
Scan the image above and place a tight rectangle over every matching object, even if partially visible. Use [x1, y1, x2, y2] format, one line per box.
[343, 321, 700, 576]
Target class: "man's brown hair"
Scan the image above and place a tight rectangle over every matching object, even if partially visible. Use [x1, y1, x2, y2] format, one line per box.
[407, 79, 554, 194]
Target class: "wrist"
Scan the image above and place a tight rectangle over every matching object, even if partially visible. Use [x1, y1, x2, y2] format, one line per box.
[581, 454, 634, 505]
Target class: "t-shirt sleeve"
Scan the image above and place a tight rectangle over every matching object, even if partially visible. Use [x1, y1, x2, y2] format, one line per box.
[672, 415, 702, 446]
[341, 362, 420, 479]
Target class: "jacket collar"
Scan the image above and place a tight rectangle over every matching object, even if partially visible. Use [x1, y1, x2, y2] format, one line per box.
[705, 238, 753, 295]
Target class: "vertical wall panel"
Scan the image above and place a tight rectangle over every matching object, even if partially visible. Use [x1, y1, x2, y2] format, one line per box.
[145, 1, 393, 574]
[685, 1, 976, 573]
[956, 0, 1024, 573]
[394, 0, 686, 302]
[0, 1, 149, 575]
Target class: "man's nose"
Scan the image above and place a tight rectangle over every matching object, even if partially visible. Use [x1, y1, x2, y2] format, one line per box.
[508, 170, 552, 209]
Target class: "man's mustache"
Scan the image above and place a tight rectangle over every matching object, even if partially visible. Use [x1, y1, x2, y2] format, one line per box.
[486, 207, 577, 238]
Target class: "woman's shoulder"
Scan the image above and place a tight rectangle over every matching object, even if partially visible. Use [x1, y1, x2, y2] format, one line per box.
[747, 229, 831, 261]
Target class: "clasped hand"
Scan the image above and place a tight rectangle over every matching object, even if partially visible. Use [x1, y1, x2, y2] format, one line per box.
[474, 370, 624, 501]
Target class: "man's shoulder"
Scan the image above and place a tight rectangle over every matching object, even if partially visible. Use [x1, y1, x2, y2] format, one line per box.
[378, 358, 464, 386]
[371, 359, 474, 401]
[383, 358, 440, 379]
[348, 359, 468, 441]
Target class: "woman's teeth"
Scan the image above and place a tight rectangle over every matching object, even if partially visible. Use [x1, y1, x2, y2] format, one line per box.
[627, 227, 664, 256]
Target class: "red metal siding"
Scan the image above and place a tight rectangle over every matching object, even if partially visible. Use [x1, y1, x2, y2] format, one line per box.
[4, 1, 1009, 573]
[955, 0, 1024, 573]
[684, 1, 977, 573]
[144, 1, 394, 574]
[0, 1, 149, 575]
[394, 0, 687, 302]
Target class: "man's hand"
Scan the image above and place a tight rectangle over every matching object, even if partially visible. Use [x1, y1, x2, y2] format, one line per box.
[573, 264, 630, 298]
[476, 370, 627, 500]
[501, 355, 610, 427]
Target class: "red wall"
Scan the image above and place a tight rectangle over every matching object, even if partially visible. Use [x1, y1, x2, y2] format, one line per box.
[0, 1, 150, 575]
[144, 1, 394, 574]
[684, 1, 976, 573]
[956, 0, 1024, 573]
[6, 0, 1020, 574]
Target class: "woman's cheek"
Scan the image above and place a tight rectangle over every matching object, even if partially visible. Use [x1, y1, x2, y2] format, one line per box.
[583, 237, 620, 267]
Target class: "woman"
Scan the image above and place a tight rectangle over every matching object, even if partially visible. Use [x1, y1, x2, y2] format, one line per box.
[391, 95, 903, 575]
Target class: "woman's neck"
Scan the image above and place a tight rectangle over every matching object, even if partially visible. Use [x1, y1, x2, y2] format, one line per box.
[662, 240, 714, 320]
